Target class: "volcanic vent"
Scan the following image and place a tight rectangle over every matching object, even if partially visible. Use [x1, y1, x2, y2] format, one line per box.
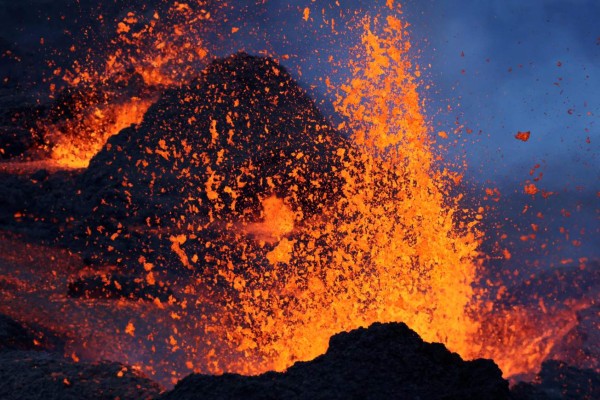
[50, 52, 360, 378]
[54, 31, 483, 382]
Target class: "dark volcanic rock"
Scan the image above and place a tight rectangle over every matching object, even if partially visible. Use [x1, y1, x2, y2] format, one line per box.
[0, 126, 38, 159]
[71, 52, 350, 273]
[0, 351, 162, 400]
[0, 169, 80, 240]
[0, 93, 46, 159]
[0, 312, 160, 399]
[0, 313, 64, 354]
[511, 360, 600, 400]
[0, 313, 36, 351]
[160, 322, 510, 400]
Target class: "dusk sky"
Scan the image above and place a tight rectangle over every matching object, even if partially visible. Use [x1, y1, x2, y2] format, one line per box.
[410, 0, 599, 191]
[404, 0, 599, 268]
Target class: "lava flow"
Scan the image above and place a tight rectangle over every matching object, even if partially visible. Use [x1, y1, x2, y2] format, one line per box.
[0, 0, 596, 390]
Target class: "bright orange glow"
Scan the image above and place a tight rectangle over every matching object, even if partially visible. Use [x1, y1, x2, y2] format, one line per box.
[515, 131, 531, 142]
[244, 196, 296, 243]
[18, 4, 486, 381]
[49, 97, 155, 168]
[44, 2, 211, 168]
[3, 1, 588, 389]
[477, 300, 589, 378]
[524, 183, 539, 195]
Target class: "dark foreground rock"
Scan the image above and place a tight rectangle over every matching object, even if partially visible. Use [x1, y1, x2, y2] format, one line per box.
[161, 322, 510, 400]
[0, 314, 162, 400]
[511, 360, 600, 400]
[0, 313, 37, 351]
[3, 313, 598, 399]
[0, 351, 162, 400]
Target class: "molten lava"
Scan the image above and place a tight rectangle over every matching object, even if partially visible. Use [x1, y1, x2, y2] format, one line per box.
[49, 97, 155, 169]
[244, 196, 296, 243]
[203, 11, 483, 373]
[42, 2, 211, 168]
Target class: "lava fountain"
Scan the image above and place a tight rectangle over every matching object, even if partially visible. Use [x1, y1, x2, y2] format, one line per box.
[209, 11, 483, 372]
[65, 2, 482, 379]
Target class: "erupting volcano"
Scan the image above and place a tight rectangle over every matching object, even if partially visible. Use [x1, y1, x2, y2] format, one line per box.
[0, 1, 598, 399]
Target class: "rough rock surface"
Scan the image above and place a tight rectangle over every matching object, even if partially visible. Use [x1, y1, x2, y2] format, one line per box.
[0, 313, 64, 353]
[0, 169, 80, 240]
[3, 313, 599, 400]
[0, 351, 163, 400]
[0, 313, 37, 351]
[160, 322, 510, 400]
[511, 360, 600, 400]
[71, 52, 349, 270]
[0, 313, 162, 400]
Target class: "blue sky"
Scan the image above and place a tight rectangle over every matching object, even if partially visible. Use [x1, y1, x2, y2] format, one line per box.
[402, 0, 599, 270]
[409, 0, 599, 191]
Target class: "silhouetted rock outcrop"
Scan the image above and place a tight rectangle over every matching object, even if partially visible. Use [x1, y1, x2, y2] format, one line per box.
[3, 314, 598, 399]
[160, 322, 510, 400]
